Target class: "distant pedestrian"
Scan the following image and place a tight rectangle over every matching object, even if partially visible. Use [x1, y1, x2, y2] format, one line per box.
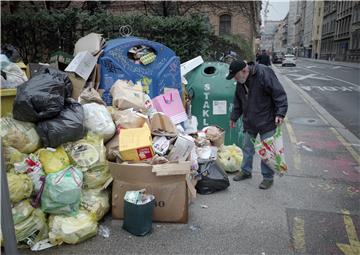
[256, 49, 271, 66]
[315, 53, 318, 59]
[226, 59, 288, 189]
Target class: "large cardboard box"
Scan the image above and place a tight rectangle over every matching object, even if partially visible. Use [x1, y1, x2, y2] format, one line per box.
[109, 161, 189, 223]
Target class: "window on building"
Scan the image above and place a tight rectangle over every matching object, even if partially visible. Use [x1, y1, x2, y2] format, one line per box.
[219, 14, 231, 36]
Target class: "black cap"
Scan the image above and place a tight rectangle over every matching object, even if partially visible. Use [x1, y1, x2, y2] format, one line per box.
[226, 59, 247, 80]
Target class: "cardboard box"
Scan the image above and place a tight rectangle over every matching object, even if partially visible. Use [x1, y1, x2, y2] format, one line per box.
[109, 161, 189, 223]
[168, 133, 195, 161]
[119, 124, 154, 161]
[68, 73, 86, 100]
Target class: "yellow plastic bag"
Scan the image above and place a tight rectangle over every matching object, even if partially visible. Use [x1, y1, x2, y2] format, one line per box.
[7, 173, 33, 203]
[37, 146, 70, 174]
[0, 117, 41, 153]
[83, 164, 112, 189]
[81, 188, 110, 221]
[12, 199, 35, 225]
[4, 146, 27, 172]
[217, 145, 243, 173]
[15, 208, 48, 245]
[48, 210, 98, 245]
[64, 133, 112, 189]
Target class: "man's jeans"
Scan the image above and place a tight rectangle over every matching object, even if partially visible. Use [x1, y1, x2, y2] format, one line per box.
[241, 129, 276, 180]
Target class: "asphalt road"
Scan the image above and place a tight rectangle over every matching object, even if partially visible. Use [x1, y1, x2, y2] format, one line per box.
[275, 59, 360, 139]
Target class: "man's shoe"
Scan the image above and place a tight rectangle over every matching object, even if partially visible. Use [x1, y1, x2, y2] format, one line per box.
[233, 171, 252, 181]
[259, 179, 274, 189]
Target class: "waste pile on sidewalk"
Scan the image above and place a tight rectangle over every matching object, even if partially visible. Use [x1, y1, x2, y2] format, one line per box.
[1, 33, 244, 249]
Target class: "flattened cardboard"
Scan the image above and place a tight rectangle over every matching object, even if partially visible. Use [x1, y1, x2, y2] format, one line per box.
[74, 33, 105, 56]
[109, 161, 188, 223]
[65, 51, 97, 80]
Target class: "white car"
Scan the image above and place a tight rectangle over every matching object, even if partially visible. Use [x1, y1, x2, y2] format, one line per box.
[282, 54, 296, 67]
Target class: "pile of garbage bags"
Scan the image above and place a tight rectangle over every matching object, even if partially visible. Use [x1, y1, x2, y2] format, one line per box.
[1, 34, 245, 250]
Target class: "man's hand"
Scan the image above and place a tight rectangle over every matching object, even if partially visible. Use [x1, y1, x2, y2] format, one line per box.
[275, 116, 284, 126]
[230, 120, 236, 128]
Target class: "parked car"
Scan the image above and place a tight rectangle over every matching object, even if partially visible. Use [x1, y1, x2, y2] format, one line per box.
[272, 53, 283, 64]
[282, 54, 296, 66]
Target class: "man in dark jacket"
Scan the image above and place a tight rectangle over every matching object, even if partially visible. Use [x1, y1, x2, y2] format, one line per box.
[256, 50, 271, 66]
[226, 59, 288, 189]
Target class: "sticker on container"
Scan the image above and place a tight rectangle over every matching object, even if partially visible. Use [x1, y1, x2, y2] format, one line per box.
[70, 143, 99, 167]
[213, 101, 227, 115]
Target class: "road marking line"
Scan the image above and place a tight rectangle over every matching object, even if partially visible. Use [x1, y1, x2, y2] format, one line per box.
[284, 73, 360, 165]
[285, 120, 301, 170]
[293, 216, 306, 253]
[329, 127, 360, 166]
[336, 209, 360, 255]
[274, 66, 360, 163]
[298, 66, 359, 87]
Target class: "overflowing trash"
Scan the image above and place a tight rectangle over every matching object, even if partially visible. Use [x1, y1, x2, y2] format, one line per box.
[1, 34, 247, 250]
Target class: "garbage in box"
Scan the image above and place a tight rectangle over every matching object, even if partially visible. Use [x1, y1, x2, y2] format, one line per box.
[123, 189, 155, 236]
[109, 161, 189, 223]
[119, 123, 154, 161]
[168, 133, 195, 161]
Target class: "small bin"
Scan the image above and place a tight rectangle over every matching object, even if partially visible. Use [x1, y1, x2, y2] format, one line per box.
[1, 88, 17, 116]
[122, 198, 155, 236]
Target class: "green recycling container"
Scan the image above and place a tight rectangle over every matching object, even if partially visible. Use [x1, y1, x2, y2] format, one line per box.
[185, 62, 244, 148]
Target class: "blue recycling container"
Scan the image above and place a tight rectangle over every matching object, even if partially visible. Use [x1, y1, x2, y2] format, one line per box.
[98, 36, 182, 105]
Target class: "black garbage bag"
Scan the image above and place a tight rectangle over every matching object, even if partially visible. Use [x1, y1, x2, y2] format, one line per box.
[36, 98, 85, 148]
[195, 161, 230, 195]
[1, 44, 22, 62]
[13, 67, 72, 122]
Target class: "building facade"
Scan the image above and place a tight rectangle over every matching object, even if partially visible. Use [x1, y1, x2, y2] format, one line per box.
[320, 1, 337, 60]
[287, 0, 298, 50]
[106, 1, 261, 52]
[348, 1, 360, 61]
[261, 20, 281, 52]
[312, 1, 324, 59]
[303, 1, 315, 58]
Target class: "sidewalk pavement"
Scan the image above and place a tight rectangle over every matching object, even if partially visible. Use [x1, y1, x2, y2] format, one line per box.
[297, 57, 360, 69]
[22, 66, 360, 255]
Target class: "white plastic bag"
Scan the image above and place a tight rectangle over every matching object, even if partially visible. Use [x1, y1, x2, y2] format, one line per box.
[253, 127, 288, 176]
[83, 103, 116, 142]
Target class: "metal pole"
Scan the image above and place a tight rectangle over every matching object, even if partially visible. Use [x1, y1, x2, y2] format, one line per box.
[1, 140, 19, 255]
